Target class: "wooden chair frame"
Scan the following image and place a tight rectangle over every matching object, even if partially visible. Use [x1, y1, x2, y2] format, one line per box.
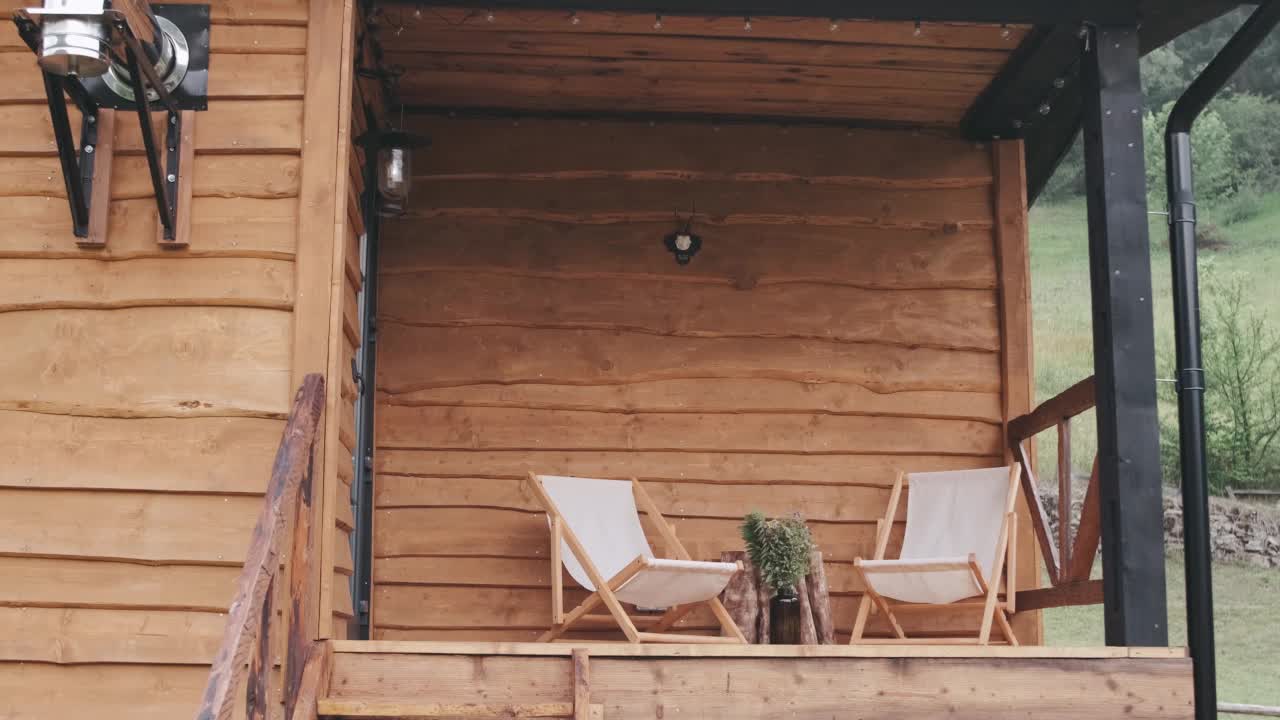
[525, 473, 747, 645]
[849, 464, 1022, 646]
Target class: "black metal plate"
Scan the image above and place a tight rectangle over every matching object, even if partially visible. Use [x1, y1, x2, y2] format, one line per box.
[79, 3, 209, 111]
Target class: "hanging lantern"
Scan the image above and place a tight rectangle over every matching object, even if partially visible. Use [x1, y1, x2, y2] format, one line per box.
[374, 130, 429, 218]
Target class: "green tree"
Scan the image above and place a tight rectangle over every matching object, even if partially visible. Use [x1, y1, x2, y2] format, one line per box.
[1144, 101, 1236, 209]
[1213, 94, 1280, 193]
[1043, 10, 1280, 204]
[1142, 45, 1188, 109]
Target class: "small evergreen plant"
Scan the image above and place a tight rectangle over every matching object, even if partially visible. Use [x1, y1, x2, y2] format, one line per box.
[740, 511, 814, 596]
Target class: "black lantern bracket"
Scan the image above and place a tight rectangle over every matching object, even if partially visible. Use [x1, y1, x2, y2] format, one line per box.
[664, 209, 702, 265]
[11, 2, 210, 247]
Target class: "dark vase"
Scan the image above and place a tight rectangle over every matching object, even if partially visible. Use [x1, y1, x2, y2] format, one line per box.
[770, 586, 802, 644]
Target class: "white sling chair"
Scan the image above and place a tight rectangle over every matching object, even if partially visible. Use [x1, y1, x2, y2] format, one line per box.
[526, 473, 747, 644]
[850, 464, 1022, 645]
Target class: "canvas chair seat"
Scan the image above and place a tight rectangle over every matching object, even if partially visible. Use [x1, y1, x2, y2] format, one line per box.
[850, 465, 1022, 646]
[528, 473, 747, 644]
[860, 467, 1013, 605]
[612, 558, 740, 607]
[857, 555, 983, 605]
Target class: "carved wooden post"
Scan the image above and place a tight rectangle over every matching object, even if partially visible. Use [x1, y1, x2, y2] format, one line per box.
[807, 550, 834, 644]
[754, 564, 772, 644]
[718, 550, 758, 644]
[1058, 419, 1073, 572]
[286, 450, 317, 720]
[796, 574, 818, 645]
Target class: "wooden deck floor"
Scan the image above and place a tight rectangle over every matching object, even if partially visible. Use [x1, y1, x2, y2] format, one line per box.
[331, 639, 1186, 659]
[321, 640, 1194, 719]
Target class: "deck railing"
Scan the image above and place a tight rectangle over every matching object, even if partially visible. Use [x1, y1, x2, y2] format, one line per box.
[1007, 376, 1105, 610]
[195, 374, 332, 720]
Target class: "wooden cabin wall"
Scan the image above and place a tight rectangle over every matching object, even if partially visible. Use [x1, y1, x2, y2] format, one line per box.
[372, 118, 1040, 643]
[0, 0, 359, 717]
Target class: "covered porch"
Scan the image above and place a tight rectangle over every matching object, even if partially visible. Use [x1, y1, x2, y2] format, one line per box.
[199, 0, 1239, 717]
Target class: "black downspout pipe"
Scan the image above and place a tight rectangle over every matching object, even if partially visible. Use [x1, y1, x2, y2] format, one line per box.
[1164, 3, 1280, 718]
[352, 105, 382, 641]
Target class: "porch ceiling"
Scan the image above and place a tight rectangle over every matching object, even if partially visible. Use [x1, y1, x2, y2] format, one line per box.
[374, 8, 1030, 128]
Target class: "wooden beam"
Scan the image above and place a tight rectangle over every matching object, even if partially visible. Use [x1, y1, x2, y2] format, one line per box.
[1081, 24, 1168, 647]
[991, 138, 1041, 643]
[390, 0, 1140, 25]
[316, 700, 576, 717]
[1014, 579, 1104, 611]
[633, 632, 743, 644]
[298, 0, 360, 643]
[1007, 375, 1097, 441]
[1068, 457, 1103, 582]
[1058, 419, 1072, 572]
[285, 444, 318, 720]
[572, 649, 590, 720]
[328, 639, 1189, 658]
[289, 641, 335, 720]
[1218, 703, 1280, 718]
[80, 109, 115, 249]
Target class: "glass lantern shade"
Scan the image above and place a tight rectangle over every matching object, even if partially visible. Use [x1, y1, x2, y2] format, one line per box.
[377, 145, 411, 217]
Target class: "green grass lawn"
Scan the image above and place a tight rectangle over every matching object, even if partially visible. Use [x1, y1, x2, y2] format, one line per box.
[1030, 194, 1280, 713]
[1042, 556, 1280, 714]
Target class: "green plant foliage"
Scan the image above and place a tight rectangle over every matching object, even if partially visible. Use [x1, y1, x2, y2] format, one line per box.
[740, 511, 813, 595]
[1144, 101, 1236, 209]
[1214, 94, 1280, 196]
[1043, 11, 1280, 221]
[1160, 272, 1280, 492]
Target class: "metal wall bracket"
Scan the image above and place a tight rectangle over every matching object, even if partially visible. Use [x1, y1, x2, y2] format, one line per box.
[10, 3, 208, 245]
[81, 3, 210, 112]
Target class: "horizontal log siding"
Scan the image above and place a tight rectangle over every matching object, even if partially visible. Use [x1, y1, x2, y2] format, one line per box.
[373, 116, 1022, 641]
[0, 1, 319, 718]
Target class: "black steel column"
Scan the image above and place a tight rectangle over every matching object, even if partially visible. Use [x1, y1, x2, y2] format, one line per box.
[1080, 25, 1169, 646]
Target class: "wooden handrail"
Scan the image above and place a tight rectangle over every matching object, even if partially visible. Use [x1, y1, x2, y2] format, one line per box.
[195, 374, 327, 720]
[1008, 376, 1097, 442]
[1007, 375, 1103, 595]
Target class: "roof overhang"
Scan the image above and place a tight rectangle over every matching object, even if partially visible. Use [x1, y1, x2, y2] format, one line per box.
[390, 0, 1145, 25]
[373, 0, 1246, 201]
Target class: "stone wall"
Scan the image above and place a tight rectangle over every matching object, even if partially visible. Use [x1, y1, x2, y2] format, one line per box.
[1043, 488, 1280, 569]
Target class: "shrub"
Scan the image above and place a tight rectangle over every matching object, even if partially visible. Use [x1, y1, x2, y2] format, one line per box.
[741, 511, 813, 595]
[1212, 187, 1265, 226]
[1144, 102, 1236, 209]
[1160, 273, 1280, 493]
